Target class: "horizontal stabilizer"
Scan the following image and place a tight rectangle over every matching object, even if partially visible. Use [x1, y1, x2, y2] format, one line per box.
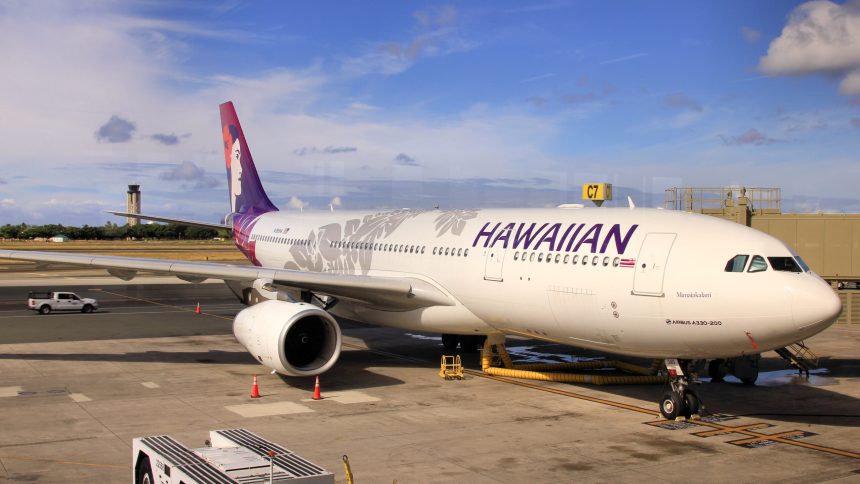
[107, 211, 230, 231]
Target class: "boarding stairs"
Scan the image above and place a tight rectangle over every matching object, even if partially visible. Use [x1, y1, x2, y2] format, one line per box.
[775, 341, 819, 376]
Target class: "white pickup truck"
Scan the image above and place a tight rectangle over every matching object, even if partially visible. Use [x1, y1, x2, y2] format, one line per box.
[27, 291, 98, 314]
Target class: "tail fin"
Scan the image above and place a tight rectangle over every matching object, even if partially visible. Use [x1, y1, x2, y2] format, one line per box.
[220, 101, 278, 216]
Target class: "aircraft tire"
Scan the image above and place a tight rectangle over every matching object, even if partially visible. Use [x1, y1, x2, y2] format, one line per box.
[39, 305, 51, 315]
[684, 391, 700, 417]
[660, 391, 684, 420]
[740, 376, 757, 385]
[708, 359, 725, 382]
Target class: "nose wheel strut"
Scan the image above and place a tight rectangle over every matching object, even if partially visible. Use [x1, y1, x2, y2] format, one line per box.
[660, 359, 702, 420]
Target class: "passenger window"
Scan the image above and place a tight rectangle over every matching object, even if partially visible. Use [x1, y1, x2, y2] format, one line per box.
[421, 246, 426, 254]
[529, 252, 535, 262]
[724, 255, 749, 272]
[748, 255, 768, 273]
[538, 253, 544, 262]
[592, 257, 598, 266]
[572, 255, 579, 264]
[457, 248, 462, 256]
[768, 256, 802, 273]
[464, 249, 469, 257]
[613, 257, 620, 267]
[546, 253, 551, 263]
[514, 252, 519, 261]
[602, 257, 609, 267]
[582, 256, 589, 265]
[563, 255, 569, 264]
[555, 254, 561, 263]
[445, 248, 450, 256]
[433, 247, 437, 255]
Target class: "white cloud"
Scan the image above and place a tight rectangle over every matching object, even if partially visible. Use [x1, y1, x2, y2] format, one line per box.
[342, 6, 476, 77]
[759, 1, 860, 94]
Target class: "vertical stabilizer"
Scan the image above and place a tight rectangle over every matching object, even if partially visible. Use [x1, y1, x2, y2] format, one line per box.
[220, 102, 278, 216]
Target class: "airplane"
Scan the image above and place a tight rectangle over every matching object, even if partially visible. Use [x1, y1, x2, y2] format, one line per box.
[0, 102, 842, 420]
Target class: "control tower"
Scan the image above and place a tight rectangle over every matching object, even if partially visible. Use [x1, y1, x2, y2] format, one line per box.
[127, 184, 141, 226]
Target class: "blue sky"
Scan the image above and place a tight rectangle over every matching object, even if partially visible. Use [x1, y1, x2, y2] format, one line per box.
[1, 0, 860, 226]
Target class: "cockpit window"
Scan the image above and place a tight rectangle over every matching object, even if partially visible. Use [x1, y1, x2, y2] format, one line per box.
[795, 256, 811, 272]
[768, 256, 802, 273]
[748, 255, 767, 273]
[724, 254, 749, 272]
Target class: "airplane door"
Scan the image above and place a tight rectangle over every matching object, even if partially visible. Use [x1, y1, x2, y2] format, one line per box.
[632, 233, 676, 296]
[483, 246, 507, 281]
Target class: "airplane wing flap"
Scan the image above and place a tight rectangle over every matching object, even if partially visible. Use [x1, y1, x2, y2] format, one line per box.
[0, 250, 452, 310]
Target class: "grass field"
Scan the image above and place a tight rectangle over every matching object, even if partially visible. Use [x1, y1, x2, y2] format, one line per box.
[0, 239, 247, 265]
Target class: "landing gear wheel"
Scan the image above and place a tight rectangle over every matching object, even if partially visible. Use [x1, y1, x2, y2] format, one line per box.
[684, 391, 701, 417]
[460, 335, 482, 353]
[740, 376, 757, 385]
[708, 359, 726, 382]
[660, 391, 684, 420]
[441, 334, 459, 352]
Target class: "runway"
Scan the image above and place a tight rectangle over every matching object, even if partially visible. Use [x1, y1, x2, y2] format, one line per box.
[0, 275, 859, 482]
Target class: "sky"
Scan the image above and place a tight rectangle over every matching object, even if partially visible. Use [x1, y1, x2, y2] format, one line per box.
[2, 0, 860, 226]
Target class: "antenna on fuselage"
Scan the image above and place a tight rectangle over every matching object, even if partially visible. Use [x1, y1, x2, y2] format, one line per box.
[627, 196, 636, 209]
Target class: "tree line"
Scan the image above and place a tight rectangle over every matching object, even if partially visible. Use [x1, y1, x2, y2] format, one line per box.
[0, 222, 229, 240]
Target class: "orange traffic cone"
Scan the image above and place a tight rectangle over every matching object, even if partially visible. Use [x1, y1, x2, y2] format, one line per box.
[195, 303, 201, 315]
[250, 374, 260, 398]
[313, 375, 321, 400]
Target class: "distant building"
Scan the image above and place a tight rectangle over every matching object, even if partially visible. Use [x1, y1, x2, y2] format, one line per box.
[50, 235, 69, 242]
[127, 184, 141, 226]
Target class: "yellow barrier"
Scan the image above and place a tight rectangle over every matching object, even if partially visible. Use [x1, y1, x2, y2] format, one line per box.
[439, 355, 464, 380]
[481, 340, 668, 386]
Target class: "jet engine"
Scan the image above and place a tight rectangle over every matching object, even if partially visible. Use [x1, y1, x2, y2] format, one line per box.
[233, 299, 342, 376]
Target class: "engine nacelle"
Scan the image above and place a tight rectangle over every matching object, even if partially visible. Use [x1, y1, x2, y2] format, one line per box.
[233, 300, 342, 376]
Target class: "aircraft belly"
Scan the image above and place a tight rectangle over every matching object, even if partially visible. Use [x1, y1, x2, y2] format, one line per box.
[350, 303, 494, 334]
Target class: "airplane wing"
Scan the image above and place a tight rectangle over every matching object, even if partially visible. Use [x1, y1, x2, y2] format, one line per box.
[106, 211, 231, 231]
[0, 250, 453, 310]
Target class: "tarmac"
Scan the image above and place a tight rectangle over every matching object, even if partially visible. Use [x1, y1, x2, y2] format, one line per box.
[0, 269, 858, 482]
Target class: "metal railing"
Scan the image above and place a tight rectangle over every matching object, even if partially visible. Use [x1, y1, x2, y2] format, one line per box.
[664, 187, 781, 213]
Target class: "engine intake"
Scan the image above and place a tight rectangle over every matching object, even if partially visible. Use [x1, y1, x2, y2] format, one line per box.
[233, 300, 342, 376]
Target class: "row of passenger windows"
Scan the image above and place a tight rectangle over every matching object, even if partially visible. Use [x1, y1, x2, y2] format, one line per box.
[724, 254, 806, 273]
[252, 234, 310, 246]
[328, 240, 471, 257]
[514, 251, 624, 267]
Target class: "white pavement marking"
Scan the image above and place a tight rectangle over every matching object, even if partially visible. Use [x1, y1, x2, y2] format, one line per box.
[68, 393, 91, 403]
[302, 390, 380, 404]
[141, 382, 160, 389]
[225, 401, 314, 418]
[0, 386, 23, 398]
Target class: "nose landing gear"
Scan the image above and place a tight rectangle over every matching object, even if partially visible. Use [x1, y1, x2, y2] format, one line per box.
[660, 359, 702, 420]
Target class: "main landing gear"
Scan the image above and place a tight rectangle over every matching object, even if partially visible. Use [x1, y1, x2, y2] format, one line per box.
[441, 334, 486, 353]
[660, 359, 702, 420]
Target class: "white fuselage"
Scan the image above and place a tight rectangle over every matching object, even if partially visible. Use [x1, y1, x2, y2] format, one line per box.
[242, 206, 841, 359]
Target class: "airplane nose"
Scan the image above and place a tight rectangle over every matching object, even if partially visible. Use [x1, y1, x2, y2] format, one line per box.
[790, 280, 842, 333]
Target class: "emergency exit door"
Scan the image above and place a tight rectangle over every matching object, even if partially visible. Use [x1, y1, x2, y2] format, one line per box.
[632, 233, 676, 296]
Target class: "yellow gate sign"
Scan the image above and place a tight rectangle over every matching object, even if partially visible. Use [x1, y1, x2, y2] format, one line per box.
[582, 183, 612, 201]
